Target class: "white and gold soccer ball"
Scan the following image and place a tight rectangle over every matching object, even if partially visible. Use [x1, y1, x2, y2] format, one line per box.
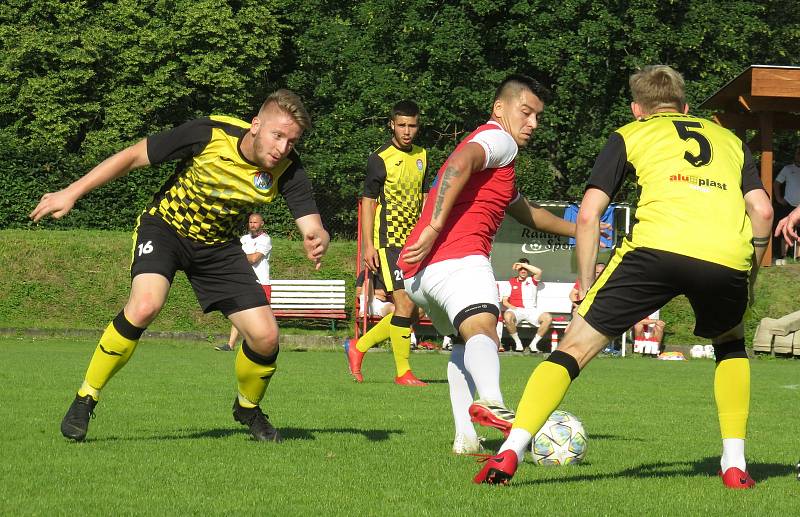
[531, 410, 587, 466]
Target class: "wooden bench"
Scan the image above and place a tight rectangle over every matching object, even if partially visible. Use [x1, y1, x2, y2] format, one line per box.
[496, 280, 629, 355]
[270, 279, 347, 331]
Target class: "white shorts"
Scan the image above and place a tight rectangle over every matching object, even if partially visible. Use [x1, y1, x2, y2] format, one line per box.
[403, 255, 499, 336]
[508, 307, 544, 326]
[357, 294, 393, 317]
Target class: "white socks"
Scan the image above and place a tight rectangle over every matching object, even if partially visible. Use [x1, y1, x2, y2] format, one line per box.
[721, 438, 746, 472]
[464, 334, 503, 404]
[499, 428, 532, 464]
[447, 343, 478, 438]
[511, 332, 523, 350]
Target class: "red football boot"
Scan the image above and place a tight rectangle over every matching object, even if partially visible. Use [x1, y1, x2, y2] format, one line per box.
[473, 450, 518, 485]
[720, 467, 756, 489]
[345, 338, 365, 383]
[468, 400, 515, 438]
[394, 370, 428, 386]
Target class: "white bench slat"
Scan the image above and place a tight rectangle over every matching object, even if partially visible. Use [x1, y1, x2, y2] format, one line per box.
[271, 297, 344, 304]
[270, 279, 347, 314]
[271, 280, 345, 286]
[271, 291, 346, 299]
[271, 285, 346, 293]
[270, 303, 343, 309]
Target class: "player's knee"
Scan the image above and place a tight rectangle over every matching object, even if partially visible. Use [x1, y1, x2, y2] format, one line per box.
[712, 338, 746, 364]
[503, 311, 514, 324]
[393, 296, 416, 317]
[125, 299, 162, 327]
[247, 331, 279, 356]
[540, 313, 552, 325]
[242, 339, 279, 365]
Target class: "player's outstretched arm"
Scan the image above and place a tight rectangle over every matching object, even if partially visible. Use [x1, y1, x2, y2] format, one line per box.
[30, 139, 150, 223]
[575, 188, 610, 298]
[296, 213, 330, 270]
[403, 143, 483, 264]
[506, 196, 577, 237]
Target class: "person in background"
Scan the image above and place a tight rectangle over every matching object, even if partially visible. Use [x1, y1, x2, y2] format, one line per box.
[347, 100, 429, 386]
[773, 146, 800, 264]
[216, 213, 272, 351]
[632, 310, 666, 356]
[501, 259, 552, 353]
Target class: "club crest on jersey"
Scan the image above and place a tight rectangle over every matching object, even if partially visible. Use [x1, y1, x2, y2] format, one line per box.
[416, 159, 424, 171]
[253, 171, 274, 191]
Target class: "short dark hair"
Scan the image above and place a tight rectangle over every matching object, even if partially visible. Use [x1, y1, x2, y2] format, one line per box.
[518, 258, 530, 264]
[495, 74, 551, 104]
[391, 100, 420, 119]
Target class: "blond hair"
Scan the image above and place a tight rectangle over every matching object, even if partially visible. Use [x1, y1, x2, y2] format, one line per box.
[629, 65, 686, 114]
[259, 89, 312, 131]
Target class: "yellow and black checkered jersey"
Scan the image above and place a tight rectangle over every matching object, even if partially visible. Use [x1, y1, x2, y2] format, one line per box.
[588, 112, 764, 271]
[145, 116, 318, 245]
[363, 141, 428, 248]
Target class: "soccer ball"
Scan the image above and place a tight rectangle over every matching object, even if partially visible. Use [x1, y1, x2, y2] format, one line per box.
[531, 410, 587, 466]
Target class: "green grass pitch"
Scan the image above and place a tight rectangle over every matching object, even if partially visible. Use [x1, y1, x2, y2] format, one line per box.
[1, 336, 797, 515]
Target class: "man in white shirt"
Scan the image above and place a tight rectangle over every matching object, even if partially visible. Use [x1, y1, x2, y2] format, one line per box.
[773, 146, 800, 263]
[216, 213, 272, 350]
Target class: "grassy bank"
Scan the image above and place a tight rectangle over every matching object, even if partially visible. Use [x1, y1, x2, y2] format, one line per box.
[0, 229, 357, 338]
[2, 229, 800, 345]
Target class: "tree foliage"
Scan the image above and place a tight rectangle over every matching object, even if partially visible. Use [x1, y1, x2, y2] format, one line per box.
[1, 0, 799, 236]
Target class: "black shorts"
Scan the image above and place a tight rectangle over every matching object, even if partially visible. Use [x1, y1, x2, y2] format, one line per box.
[130, 214, 267, 316]
[378, 246, 404, 292]
[578, 247, 748, 338]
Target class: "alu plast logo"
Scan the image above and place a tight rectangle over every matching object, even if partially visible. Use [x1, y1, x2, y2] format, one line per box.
[253, 171, 274, 191]
[670, 173, 727, 192]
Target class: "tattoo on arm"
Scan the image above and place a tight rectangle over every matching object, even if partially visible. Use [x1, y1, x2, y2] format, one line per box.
[433, 164, 461, 222]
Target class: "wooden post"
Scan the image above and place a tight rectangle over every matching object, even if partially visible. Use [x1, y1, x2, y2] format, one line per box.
[759, 111, 774, 266]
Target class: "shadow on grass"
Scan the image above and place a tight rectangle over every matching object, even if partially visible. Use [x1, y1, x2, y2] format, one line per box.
[509, 456, 795, 486]
[86, 426, 404, 443]
[481, 433, 645, 452]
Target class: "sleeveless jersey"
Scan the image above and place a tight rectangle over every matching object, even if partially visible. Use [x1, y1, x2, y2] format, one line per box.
[399, 122, 519, 277]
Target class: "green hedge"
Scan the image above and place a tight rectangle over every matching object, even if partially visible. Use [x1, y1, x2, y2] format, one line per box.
[2, 1, 800, 237]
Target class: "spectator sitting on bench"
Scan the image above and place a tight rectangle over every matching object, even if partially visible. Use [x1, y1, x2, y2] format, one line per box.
[633, 310, 665, 357]
[502, 258, 551, 353]
[356, 271, 436, 350]
[356, 270, 394, 318]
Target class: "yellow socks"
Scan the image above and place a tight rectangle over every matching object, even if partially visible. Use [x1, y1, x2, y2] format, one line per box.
[513, 351, 580, 433]
[389, 315, 413, 377]
[235, 341, 278, 407]
[83, 311, 145, 396]
[356, 312, 393, 353]
[715, 357, 750, 439]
